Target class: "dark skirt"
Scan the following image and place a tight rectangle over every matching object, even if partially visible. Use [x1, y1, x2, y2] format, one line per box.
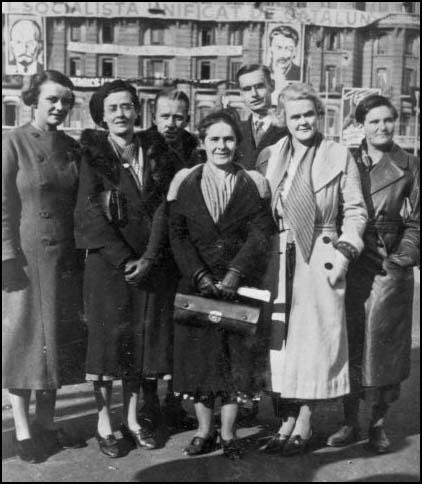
[84, 252, 177, 379]
[173, 318, 257, 395]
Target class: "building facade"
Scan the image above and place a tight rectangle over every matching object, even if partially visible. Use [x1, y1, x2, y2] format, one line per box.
[2, 2, 420, 150]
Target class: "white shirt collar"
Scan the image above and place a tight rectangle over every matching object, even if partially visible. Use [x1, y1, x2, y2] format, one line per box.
[252, 113, 272, 132]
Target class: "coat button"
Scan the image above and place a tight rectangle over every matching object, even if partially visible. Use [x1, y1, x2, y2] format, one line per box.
[322, 236, 331, 244]
[40, 211, 52, 219]
[376, 240, 384, 248]
[379, 269, 387, 276]
[378, 209, 386, 216]
[42, 346, 47, 354]
[38, 155, 45, 163]
[32, 132, 40, 138]
[324, 262, 333, 270]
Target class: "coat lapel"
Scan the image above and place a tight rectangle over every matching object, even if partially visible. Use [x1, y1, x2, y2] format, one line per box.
[312, 139, 346, 193]
[369, 146, 406, 195]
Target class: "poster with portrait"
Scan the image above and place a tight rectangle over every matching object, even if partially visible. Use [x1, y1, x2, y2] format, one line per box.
[5, 14, 46, 75]
[341, 87, 381, 146]
[264, 22, 304, 106]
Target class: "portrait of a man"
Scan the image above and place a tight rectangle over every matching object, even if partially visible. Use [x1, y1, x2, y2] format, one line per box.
[7, 17, 44, 75]
[268, 25, 302, 83]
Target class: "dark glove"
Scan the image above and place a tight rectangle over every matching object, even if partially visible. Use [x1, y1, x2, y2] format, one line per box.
[219, 269, 241, 300]
[2, 259, 29, 292]
[124, 257, 154, 285]
[196, 272, 220, 297]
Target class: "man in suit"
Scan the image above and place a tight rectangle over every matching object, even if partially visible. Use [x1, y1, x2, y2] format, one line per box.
[236, 64, 288, 170]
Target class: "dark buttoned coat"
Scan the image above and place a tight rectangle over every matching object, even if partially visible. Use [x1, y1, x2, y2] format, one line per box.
[74, 129, 177, 378]
[347, 143, 420, 390]
[169, 164, 275, 394]
[237, 115, 288, 170]
[2, 123, 85, 389]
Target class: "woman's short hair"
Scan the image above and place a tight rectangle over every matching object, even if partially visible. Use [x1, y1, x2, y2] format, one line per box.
[278, 83, 325, 118]
[355, 94, 398, 124]
[197, 110, 243, 144]
[89, 79, 141, 129]
[22, 70, 75, 108]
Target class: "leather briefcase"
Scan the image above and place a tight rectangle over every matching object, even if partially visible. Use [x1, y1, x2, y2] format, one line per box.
[173, 293, 261, 335]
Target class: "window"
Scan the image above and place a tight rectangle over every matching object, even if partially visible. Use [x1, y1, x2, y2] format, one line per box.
[100, 58, 115, 77]
[399, 112, 414, 136]
[69, 57, 82, 76]
[146, 59, 169, 85]
[403, 68, 416, 95]
[101, 20, 114, 43]
[150, 26, 165, 45]
[376, 68, 388, 90]
[326, 108, 338, 137]
[326, 30, 341, 50]
[199, 27, 214, 46]
[375, 34, 389, 54]
[198, 105, 213, 123]
[325, 65, 337, 91]
[67, 102, 82, 129]
[230, 26, 243, 46]
[229, 60, 242, 82]
[198, 61, 211, 80]
[405, 33, 419, 56]
[70, 21, 81, 42]
[3, 103, 18, 126]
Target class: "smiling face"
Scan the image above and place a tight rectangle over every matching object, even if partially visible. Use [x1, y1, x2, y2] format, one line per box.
[238, 69, 273, 115]
[202, 121, 237, 169]
[284, 98, 319, 145]
[270, 34, 297, 73]
[103, 90, 138, 137]
[154, 97, 189, 145]
[34, 81, 73, 130]
[362, 105, 395, 149]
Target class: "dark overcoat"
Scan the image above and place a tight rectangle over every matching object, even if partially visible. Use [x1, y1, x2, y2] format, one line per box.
[74, 129, 177, 378]
[169, 165, 275, 394]
[237, 115, 288, 170]
[2, 123, 85, 390]
[347, 143, 420, 390]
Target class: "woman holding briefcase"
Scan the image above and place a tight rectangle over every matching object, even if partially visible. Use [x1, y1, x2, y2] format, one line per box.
[168, 111, 275, 459]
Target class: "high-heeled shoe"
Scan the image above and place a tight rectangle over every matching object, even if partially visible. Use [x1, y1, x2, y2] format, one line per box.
[15, 438, 44, 464]
[221, 437, 243, 460]
[183, 431, 218, 456]
[282, 430, 312, 456]
[95, 431, 120, 458]
[120, 423, 157, 450]
[259, 432, 290, 453]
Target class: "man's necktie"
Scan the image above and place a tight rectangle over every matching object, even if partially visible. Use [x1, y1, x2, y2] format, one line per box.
[254, 120, 264, 146]
[283, 149, 317, 263]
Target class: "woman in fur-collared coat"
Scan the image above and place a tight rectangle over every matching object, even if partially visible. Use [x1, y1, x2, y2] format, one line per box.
[74, 80, 177, 456]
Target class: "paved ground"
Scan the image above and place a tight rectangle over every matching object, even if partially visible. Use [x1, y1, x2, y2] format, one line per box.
[2, 273, 420, 482]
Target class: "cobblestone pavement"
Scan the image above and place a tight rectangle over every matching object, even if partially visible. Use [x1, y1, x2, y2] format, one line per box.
[2, 275, 420, 482]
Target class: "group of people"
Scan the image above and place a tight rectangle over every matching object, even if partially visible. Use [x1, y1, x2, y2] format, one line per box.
[2, 64, 419, 465]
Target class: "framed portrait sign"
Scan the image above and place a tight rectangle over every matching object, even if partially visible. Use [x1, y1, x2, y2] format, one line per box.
[5, 14, 46, 76]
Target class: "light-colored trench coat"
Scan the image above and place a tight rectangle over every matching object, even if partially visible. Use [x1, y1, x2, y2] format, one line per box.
[257, 136, 368, 400]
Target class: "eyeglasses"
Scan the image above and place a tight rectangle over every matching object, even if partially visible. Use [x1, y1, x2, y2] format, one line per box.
[105, 103, 136, 114]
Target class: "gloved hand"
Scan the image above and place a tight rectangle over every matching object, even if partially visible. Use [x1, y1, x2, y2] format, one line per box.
[327, 250, 349, 288]
[218, 269, 241, 300]
[124, 257, 154, 285]
[196, 272, 220, 297]
[2, 259, 29, 292]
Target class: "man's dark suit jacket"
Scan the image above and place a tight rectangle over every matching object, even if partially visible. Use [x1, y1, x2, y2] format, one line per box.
[237, 115, 288, 170]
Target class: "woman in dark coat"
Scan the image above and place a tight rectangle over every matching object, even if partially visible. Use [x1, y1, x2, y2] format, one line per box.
[2, 70, 85, 463]
[327, 95, 420, 453]
[74, 80, 176, 457]
[168, 111, 275, 459]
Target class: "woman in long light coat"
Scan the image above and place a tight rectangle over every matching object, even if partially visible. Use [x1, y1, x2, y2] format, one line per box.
[257, 83, 368, 455]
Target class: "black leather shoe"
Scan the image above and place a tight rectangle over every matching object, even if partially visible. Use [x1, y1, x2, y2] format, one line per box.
[259, 432, 290, 453]
[15, 438, 44, 463]
[368, 426, 391, 454]
[95, 431, 120, 458]
[282, 431, 312, 456]
[120, 423, 157, 450]
[221, 438, 243, 460]
[183, 432, 218, 456]
[32, 421, 86, 451]
[327, 425, 360, 447]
